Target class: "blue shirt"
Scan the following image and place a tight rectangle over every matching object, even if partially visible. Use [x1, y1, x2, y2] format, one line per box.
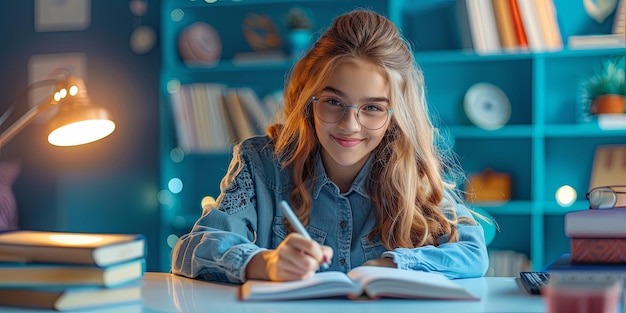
[171, 136, 489, 283]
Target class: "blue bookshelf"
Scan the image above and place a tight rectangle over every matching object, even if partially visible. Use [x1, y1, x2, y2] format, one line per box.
[159, 0, 626, 272]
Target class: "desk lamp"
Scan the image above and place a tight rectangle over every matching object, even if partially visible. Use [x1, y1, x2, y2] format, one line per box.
[0, 69, 115, 148]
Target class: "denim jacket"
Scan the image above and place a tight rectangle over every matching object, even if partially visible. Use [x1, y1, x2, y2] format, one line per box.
[171, 135, 489, 283]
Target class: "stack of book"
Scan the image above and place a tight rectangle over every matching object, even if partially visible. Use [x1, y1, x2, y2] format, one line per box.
[544, 208, 626, 282]
[566, 208, 626, 264]
[0, 230, 146, 311]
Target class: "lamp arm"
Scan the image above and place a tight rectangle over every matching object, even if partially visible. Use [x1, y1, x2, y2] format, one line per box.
[0, 81, 61, 149]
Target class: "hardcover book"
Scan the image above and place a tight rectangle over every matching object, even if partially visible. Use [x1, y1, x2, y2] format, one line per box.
[0, 230, 145, 267]
[564, 209, 626, 238]
[0, 283, 141, 311]
[568, 34, 626, 49]
[240, 266, 479, 301]
[570, 237, 626, 263]
[0, 258, 145, 287]
[544, 254, 626, 282]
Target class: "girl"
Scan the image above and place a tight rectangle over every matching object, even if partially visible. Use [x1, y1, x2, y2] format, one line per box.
[171, 9, 489, 283]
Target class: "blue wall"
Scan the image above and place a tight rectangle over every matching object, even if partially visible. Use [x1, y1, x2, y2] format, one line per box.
[0, 1, 162, 271]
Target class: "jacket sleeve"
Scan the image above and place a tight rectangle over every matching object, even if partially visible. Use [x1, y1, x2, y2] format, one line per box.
[381, 195, 490, 279]
[170, 143, 265, 284]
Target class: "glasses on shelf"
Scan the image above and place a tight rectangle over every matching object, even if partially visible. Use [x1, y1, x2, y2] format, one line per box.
[586, 185, 626, 209]
[312, 96, 393, 130]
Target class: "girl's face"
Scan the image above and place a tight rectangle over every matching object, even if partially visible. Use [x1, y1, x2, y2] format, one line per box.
[314, 59, 391, 182]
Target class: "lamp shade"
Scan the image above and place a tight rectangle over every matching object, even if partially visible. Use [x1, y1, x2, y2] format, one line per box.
[47, 103, 116, 147]
[45, 76, 115, 147]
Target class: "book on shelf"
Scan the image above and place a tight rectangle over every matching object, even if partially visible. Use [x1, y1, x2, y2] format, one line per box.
[262, 90, 284, 121]
[460, 0, 500, 54]
[488, 250, 531, 277]
[240, 266, 479, 301]
[570, 237, 626, 263]
[0, 258, 145, 287]
[232, 50, 289, 66]
[565, 209, 626, 238]
[615, 0, 626, 34]
[0, 230, 145, 267]
[0, 282, 141, 311]
[205, 84, 235, 149]
[236, 87, 274, 134]
[544, 254, 626, 282]
[533, 0, 562, 51]
[492, 0, 518, 51]
[477, 0, 502, 53]
[223, 88, 257, 142]
[508, 0, 529, 49]
[516, 0, 546, 51]
[567, 34, 626, 49]
[190, 83, 212, 151]
[169, 84, 196, 152]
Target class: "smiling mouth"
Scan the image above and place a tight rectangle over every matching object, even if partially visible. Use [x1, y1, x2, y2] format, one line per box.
[333, 135, 363, 147]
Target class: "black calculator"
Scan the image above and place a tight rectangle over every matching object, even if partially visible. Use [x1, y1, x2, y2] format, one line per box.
[519, 272, 550, 295]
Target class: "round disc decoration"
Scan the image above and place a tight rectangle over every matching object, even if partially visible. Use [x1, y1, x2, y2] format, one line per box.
[242, 13, 282, 51]
[177, 22, 222, 66]
[463, 83, 511, 130]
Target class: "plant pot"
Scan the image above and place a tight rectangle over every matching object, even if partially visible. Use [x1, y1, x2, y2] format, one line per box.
[287, 29, 311, 61]
[591, 94, 625, 115]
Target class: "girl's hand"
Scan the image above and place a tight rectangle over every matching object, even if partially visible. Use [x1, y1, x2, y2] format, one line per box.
[245, 233, 333, 281]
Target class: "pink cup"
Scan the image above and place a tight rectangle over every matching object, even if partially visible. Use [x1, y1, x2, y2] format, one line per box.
[542, 279, 622, 313]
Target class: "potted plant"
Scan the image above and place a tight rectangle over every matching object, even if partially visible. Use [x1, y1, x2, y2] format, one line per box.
[284, 7, 313, 31]
[283, 7, 314, 60]
[581, 55, 626, 115]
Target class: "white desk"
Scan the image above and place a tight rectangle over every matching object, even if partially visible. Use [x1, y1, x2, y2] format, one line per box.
[1, 272, 547, 313]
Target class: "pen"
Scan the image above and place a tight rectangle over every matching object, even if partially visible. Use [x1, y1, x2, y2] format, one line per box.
[278, 200, 330, 270]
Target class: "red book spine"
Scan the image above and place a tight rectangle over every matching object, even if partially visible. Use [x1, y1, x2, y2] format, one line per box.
[508, 0, 528, 48]
[571, 238, 626, 263]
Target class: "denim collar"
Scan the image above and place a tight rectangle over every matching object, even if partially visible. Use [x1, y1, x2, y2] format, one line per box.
[310, 152, 373, 199]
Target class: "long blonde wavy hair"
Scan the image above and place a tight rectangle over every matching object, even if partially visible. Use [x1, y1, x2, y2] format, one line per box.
[267, 10, 474, 249]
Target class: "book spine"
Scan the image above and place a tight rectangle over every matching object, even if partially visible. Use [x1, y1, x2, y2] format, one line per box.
[492, 0, 517, 51]
[466, 0, 489, 54]
[570, 238, 626, 263]
[614, 0, 626, 35]
[478, 0, 502, 52]
[169, 86, 194, 152]
[508, 0, 528, 49]
[237, 87, 272, 134]
[533, 0, 561, 51]
[208, 84, 225, 150]
[517, 0, 545, 51]
[539, 0, 563, 49]
[191, 83, 211, 152]
[224, 88, 255, 142]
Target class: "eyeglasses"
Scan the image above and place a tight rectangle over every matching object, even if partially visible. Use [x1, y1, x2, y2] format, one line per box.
[586, 185, 626, 209]
[312, 96, 393, 130]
